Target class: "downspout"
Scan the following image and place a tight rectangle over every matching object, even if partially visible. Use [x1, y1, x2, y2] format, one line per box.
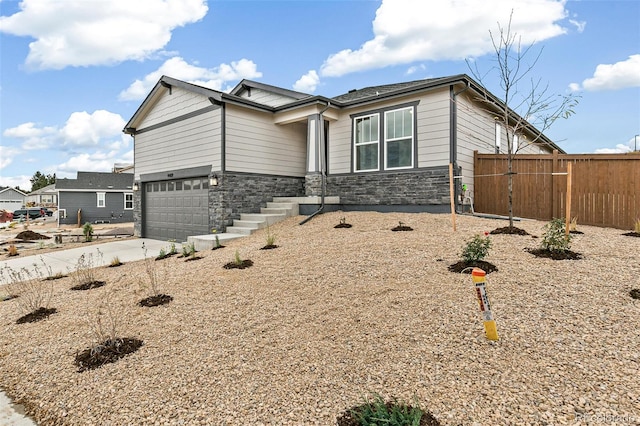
[300, 101, 331, 225]
[451, 81, 470, 213]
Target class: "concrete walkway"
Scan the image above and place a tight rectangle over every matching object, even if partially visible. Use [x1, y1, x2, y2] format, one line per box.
[0, 237, 181, 424]
[0, 238, 178, 286]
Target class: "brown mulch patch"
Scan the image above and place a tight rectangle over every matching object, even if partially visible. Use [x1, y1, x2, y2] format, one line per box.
[630, 289, 640, 300]
[622, 232, 640, 237]
[138, 294, 173, 307]
[223, 260, 254, 270]
[526, 248, 582, 260]
[43, 274, 68, 281]
[184, 255, 203, 262]
[448, 260, 498, 274]
[74, 338, 143, 372]
[155, 253, 176, 261]
[569, 230, 584, 235]
[211, 245, 225, 251]
[336, 401, 441, 426]
[16, 307, 57, 324]
[108, 262, 124, 268]
[260, 244, 279, 250]
[334, 223, 352, 228]
[392, 225, 413, 231]
[15, 230, 51, 240]
[489, 226, 530, 235]
[70, 280, 106, 291]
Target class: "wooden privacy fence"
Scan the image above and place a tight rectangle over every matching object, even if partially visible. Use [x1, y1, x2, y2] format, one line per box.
[473, 150, 640, 230]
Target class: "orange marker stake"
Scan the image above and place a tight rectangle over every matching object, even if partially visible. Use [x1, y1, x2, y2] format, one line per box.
[471, 268, 499, 341]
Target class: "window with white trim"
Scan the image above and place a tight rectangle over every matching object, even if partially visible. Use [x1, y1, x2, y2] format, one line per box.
[495, 122, 502, 153]
[384, 107, 414, 169]
[124, 193, 133, 210]
[97, 192, 106, 208]
[354, 114, 379, 171]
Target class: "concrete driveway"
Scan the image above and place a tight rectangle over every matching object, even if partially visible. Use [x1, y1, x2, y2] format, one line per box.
[0, 238, 178, 286]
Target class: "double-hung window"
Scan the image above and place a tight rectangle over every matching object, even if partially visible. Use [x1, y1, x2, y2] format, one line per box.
[384, 107, 414, 169]
[354, 114, 379, 172]
[97, 192, 106, 208]
[354, 105, 415, 172]
[124, 193, 133, 210]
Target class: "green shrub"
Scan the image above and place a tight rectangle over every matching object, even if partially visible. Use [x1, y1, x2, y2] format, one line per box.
[83, 222, 94, 242]
[541, 218, 572, 252]
[350, 394, 424, 426]
[461, 233, 492, 263]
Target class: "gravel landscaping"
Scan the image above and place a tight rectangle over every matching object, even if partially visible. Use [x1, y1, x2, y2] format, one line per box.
[0, 211, 639, 425]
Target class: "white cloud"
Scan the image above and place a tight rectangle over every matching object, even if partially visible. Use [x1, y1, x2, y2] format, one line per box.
[570, 55, 640, 92]
[3, 110, 127, 151]
[406, 64, 426, 75]
[293, 70, 320, 93]
[594, 144, 632, 154]
[0, 0, 208, 70]
[0, 146, 21, 169]
[569, 19, 586, 33]
[318, 0, 569, 77]
[119, 57, 263, 101]
[0, 175, 32, 192]
[56, 149, 133, 174]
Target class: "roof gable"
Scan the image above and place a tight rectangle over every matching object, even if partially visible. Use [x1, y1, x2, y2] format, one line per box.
[0, 187, 27, 197]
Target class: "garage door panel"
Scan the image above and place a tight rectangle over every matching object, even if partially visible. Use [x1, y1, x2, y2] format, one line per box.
[144, 177, 208, 242]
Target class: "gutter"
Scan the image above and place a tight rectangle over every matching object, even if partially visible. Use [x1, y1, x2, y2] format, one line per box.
[299, 102, 331, 225]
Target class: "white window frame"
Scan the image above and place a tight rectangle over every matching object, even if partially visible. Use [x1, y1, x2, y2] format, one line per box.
[353, 113, 380, 172]
[97, 192, 106, 208]
[124, 192, 133, 210]
[384, 106, 414, 170]
[495, 122, 502, 153]
[511, 134, 520, 154]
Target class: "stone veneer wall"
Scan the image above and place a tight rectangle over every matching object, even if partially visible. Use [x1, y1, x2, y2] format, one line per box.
[133, 188, 142, 237]
[324, 166, 453, 209]
[209, 172, 305, 232]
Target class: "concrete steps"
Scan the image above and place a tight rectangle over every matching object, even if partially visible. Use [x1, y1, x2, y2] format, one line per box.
[187, 200, 298, 250]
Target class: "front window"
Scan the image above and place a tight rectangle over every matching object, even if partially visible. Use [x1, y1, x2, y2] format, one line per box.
[384, 107, 414, 169]
[354, 114, 379, 171]
[124, 193, 133, 210]
[97, 192, 106, 208]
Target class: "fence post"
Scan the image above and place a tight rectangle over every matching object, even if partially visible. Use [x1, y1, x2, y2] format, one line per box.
[551, 150, 559, 219]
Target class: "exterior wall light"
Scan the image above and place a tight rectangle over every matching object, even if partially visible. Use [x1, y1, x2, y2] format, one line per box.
[209, 175, 219, 186]
[133, 182, 139, 191]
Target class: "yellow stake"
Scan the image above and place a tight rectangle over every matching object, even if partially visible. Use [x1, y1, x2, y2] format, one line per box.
[471, 268, 499, 341]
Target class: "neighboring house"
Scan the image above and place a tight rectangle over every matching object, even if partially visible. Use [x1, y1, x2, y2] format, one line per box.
[56, 172, 134, 225]
[0, 187, 26, 212]
[25, 183, 58, 207]
[124, 74, 562, 241]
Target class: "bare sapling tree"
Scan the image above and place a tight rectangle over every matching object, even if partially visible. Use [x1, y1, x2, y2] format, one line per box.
[467, 12, 579, 229]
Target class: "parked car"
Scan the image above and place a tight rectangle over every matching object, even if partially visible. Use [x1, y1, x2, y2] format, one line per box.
[12, 208, 46, 220]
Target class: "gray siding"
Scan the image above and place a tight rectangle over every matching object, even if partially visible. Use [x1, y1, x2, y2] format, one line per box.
[139, 86, 212, 129]
[237, 87, 300, 107]
[134, 108, 222, 180]
[59, 191, 133, 225]
[0, 189, 26, 211]
[225, 105, 307, 177]
[328, 89, 451, 174]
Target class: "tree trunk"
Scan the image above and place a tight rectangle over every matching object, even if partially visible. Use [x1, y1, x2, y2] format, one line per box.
[508, 154, 514, 228]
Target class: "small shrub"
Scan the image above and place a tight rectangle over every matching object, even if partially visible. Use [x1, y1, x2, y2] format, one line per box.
[541, 218, 572, 253]
[70, 250, 105, 290]
[182, 242, 196, 257]
[142, 245, 162, 297]
[168, 240, 178, 255]
[215, 235, 221, 249]
[7, 244, 18, 256]
[337, 393, 434, 426]
[82, 222, 94, 242]
[224, 250, 253, 269]
[569, 217, 578, 232]
[8, 221, 16, 229]
[461, 233, 492, 263]
[0, 263, 55, 321]
[156, 247, 168, 260]
[109, 256, 122, 267]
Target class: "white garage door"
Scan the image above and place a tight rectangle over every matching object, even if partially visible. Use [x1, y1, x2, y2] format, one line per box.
[144, 177, 209, 242]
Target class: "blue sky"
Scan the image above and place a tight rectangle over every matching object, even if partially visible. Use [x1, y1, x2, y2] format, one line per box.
[1, 0, 639, 191]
